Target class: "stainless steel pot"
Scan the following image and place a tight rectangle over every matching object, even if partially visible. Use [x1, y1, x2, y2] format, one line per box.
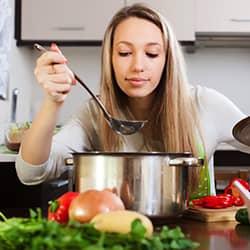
[233, 116, 250, 146]
[71, 152, 203, 217]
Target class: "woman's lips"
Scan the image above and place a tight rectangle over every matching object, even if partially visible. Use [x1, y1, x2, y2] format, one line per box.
[125, 77, 149, 86]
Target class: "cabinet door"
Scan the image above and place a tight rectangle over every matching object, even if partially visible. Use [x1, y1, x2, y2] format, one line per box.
[20, 0, 124, 41]
[126, 0, 195, 41]
[196, 0, 250, 33]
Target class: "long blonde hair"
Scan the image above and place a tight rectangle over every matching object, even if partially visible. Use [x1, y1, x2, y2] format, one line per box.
[99, 3, 202, 157]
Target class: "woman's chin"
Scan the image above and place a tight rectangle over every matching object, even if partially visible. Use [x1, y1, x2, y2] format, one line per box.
[124, 89, 153, 99]
[126, 93, 149, 99]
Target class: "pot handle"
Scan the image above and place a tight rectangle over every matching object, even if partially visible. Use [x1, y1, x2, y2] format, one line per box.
[169, 157, 204, 167]
[64, 158, 74, 191]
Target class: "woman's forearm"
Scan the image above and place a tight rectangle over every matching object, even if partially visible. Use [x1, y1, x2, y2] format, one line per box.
[21, 43, 75, 165]
[21, 99, 62, 165]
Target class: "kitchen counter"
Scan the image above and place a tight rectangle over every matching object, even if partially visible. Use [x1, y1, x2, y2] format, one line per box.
[0, 144, 17, 162]
[156, 218, 250, 250]
[0, 153, 16, 162]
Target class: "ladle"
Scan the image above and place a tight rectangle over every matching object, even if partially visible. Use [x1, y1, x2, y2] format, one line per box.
[34, 43, 147, 135]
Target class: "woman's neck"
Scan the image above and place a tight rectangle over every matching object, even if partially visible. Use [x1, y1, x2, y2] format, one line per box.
[128, 94, 154, 120]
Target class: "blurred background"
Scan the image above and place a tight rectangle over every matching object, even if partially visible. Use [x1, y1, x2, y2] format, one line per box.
[0, 0, 250, 142]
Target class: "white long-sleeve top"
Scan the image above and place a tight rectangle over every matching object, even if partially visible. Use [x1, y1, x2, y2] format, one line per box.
[15, 85, 250, 194]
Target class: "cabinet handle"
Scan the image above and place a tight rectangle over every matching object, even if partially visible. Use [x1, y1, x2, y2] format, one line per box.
[53, 26, 85, 31]
[49, 179, 69, 188]
[230, 18, 250, 23]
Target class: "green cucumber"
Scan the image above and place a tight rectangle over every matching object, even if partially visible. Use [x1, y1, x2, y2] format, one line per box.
[235, 208, 250, 225]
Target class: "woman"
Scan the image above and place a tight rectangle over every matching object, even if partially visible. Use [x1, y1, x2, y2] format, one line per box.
[16, 3, 249, 198]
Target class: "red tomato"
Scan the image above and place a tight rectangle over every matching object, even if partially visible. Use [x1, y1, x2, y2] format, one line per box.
[48, 191, 79, 224]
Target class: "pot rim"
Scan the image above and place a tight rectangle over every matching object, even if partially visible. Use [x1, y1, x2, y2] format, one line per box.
[72, 151, 192, 157]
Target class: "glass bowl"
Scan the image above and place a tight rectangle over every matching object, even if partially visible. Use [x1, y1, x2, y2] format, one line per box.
[5, 122, 31, 152]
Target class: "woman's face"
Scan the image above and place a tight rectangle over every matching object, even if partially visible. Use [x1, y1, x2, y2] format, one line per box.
[112, 17, 166, 101]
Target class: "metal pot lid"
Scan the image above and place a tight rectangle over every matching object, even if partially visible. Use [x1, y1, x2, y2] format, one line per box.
[232, 116, 250, 146]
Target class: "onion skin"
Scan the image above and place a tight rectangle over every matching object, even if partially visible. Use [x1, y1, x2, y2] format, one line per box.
[68, 189, 125, 223]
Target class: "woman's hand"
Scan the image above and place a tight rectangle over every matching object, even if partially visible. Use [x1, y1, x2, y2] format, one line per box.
[34, 43, 76, 103]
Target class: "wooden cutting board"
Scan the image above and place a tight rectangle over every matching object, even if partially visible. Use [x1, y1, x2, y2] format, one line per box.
[183, 206, 245, 222]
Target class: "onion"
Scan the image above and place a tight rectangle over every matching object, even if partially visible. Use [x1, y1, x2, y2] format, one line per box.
[68, 189, 125, 223]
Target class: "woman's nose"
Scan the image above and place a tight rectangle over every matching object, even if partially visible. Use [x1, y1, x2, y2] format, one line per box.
[131, 54, 144, 72]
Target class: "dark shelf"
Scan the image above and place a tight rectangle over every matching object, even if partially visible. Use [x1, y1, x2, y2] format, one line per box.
[214, 150, 250, 166]
[0, 162, 69, 218]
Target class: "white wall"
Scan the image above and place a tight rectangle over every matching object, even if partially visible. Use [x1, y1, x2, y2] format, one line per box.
[186, 48, 250, 115]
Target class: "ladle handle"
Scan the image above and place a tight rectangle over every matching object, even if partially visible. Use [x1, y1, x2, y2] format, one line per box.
[73, 74, 111, 121]
[33, 43, 111, 122]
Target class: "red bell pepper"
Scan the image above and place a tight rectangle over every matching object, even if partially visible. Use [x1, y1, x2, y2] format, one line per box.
[192, 178, 250, 209]
[232, 196, 244, 206]
[224, 178, 250, 206]
[48, 191, 79, 224]
[192, 194, 234, 209]
[224, 178, 250, 196]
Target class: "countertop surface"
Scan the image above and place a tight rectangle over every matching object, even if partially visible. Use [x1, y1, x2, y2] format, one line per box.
[158, 218, 250, 250]
[0, 144, 17, 162]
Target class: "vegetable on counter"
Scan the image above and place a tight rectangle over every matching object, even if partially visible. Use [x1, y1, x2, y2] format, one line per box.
[0, 209, 199, 250]
[224, 178, 250, 206]
[69, 189, 125, 223]
[235, 208, 250, 225]
[91, 210, 153, 237]
[191, 178, 250, 209]
[48, 191, 79, 224]
[192, 194, 238, 209]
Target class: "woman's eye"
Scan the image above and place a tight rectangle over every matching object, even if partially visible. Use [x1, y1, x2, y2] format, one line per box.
[146, 53, 159, 58]
[118, 52, 131, 57]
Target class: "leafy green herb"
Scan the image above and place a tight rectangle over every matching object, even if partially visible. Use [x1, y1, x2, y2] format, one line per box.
[0, 210, 199, 250]
[130, 218, 147, 239]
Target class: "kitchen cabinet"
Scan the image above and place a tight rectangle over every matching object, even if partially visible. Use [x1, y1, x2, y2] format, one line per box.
[126, 0, 195, 42]
[15, 0, 124, 46]
[195, 0, 250, 34]
[15, 0, 250, 47]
